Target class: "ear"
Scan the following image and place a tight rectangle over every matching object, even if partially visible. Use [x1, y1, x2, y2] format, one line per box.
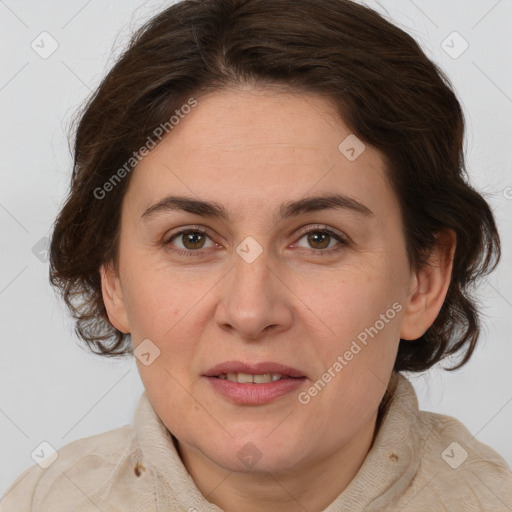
[100, 261, 131, 334]
[400, 229, 457, 340]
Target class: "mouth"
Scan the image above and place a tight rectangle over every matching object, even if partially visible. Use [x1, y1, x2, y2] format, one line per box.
[202, 361, 307, 405]
[203, 360, 306, 380]
[215, 372, 292, 383]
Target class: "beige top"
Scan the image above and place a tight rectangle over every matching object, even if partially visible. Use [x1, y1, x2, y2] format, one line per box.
[1, 374, 511, 511]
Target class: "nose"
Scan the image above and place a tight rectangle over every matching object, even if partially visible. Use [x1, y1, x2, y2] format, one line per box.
[214, 243, 293, 341]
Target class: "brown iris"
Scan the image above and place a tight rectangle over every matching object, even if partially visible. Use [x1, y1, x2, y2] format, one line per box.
[181, 231, 206, 250]
[306, 231, 331, 250]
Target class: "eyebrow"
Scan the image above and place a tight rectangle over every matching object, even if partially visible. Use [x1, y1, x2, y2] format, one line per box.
[141, 193, 374, 222]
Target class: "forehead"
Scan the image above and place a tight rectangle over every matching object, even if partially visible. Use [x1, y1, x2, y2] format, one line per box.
[164, 87, 357, 160]
[127, 87, 393, 218]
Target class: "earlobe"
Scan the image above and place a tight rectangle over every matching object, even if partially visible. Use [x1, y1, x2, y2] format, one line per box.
[100, 262, 131, 334]
[400, 229, 457, 340]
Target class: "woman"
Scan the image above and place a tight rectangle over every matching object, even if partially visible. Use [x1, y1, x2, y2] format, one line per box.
[1, 0, 510, 510]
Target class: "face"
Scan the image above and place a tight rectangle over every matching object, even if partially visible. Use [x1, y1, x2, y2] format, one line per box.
[101, 86, 443, 476]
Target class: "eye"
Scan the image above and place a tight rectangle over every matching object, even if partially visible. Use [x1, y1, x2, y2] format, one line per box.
[162, 224, 349, 258]
[163, 228, 216, 256]
[293, 226, 348, 255]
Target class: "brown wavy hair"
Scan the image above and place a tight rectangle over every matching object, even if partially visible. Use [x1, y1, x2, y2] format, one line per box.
[49, 0, 501, 372]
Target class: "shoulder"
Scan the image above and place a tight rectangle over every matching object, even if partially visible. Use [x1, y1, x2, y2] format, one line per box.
[402, 408, 512, 510]
[0, 424, 140, 512]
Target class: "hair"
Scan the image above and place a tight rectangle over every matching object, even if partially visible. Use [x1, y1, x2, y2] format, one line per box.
[49, 0, 501, 373]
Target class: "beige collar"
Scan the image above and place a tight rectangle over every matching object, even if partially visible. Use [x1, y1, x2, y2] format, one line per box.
[134, 373, 425, 511]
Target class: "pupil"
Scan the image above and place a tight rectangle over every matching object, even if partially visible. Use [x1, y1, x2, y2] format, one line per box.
[185, 232, 203, 249]
[309, 232, 329, 249]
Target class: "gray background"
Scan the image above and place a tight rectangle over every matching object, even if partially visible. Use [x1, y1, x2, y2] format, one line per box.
[1, 0, 511, 499]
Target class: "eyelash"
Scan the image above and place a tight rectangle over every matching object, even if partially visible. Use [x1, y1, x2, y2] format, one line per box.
[162, 225, 349, 258]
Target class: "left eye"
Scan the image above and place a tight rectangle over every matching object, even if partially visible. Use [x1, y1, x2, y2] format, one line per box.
[294, 229, 345, 251]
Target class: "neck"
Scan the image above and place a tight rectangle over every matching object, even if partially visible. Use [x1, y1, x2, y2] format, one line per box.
[175, 409, 380, 512]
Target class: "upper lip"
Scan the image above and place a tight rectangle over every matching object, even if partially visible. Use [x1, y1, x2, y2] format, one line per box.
[203, 360, 306, 378]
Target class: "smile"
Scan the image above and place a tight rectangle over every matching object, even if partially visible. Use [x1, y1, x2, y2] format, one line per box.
[217, 373, 285, 383]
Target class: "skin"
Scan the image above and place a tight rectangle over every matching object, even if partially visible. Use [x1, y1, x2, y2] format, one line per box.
[101, 85, 456, 512]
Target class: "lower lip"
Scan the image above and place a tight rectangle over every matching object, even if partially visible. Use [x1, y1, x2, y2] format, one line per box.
[204, 376, 307, 405]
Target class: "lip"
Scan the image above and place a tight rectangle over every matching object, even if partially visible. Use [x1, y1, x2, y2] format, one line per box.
[203, 360, 306, 378]
[204, 376, 307, 405]
[202, 360, 307, 405]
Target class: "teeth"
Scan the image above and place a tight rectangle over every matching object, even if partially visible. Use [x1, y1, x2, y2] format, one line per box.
[254, 374, 272, 384]
[219, 373, 283, 383]
[236, 373, 254, 383]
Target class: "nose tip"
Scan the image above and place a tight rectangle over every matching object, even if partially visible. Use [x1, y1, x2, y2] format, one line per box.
[214, 257, 293, 341]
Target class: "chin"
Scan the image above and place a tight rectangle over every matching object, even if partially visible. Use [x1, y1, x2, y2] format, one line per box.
[203, 435, 303, 474]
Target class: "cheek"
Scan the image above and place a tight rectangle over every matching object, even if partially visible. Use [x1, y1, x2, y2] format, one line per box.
[298, 264, 402, 348]
[296, 266, 402, 410]
[120, 257, 214, 342]
[121, 260, 216, 394]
